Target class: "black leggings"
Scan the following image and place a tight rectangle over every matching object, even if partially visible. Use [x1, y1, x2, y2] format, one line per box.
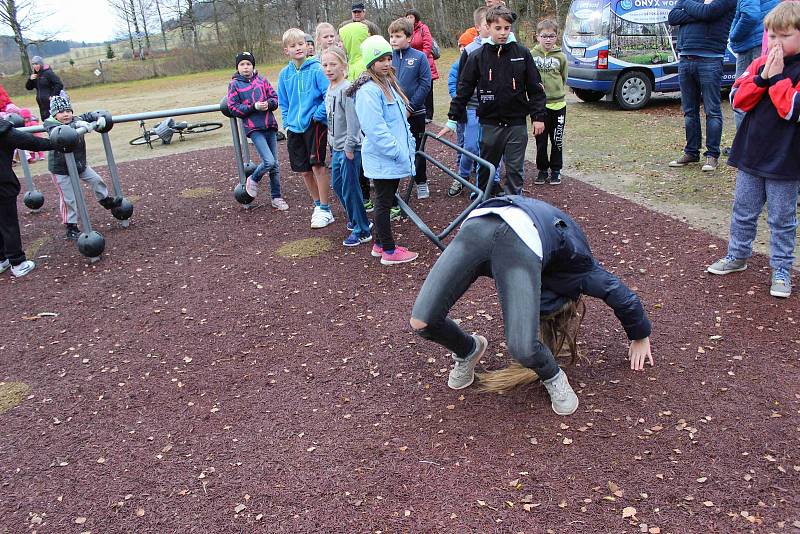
[372, 178, 401, 252]
[0, 195, 25, 265]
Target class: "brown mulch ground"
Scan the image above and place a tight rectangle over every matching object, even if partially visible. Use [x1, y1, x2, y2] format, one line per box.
[1, 140, 798, 533]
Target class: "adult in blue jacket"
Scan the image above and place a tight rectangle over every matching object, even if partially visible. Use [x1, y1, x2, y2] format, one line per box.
[729, 0, 780, 129]
[668, 0, 736, 172]
[410, 195, 653, 416]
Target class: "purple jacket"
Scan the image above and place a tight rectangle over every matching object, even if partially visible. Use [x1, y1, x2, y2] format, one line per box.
[226, 72, 279, 136]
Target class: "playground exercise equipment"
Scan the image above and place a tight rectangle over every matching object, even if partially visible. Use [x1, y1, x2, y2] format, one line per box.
[397, 131, 496, 251]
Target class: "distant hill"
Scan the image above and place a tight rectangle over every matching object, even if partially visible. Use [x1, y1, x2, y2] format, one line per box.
[0, 35, 106, 74]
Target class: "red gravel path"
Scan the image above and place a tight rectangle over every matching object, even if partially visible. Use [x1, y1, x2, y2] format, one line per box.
[1, 142, 798, 533]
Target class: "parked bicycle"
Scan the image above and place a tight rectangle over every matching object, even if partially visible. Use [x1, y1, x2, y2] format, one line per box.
[129, 118, 224, 149]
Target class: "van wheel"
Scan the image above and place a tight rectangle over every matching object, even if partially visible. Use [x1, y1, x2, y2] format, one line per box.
[614, 71, 652, 110]
[573, 89, 605, 102]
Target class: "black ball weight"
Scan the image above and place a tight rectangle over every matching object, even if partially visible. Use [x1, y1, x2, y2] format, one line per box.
[23, 190, 44, 210]
[111, 197, 134, 220]
[243, 161, 257, 177]
[49, 125, 80, 152]
[219, 96, 233, 118]
[7, 113, 24, 128]
[93, 110, 114, 133]
[233, 183, 254, 205]
[77, 230, 105, 258]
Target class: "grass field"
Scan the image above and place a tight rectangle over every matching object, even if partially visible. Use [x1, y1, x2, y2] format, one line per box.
[15, 48, 783, 257]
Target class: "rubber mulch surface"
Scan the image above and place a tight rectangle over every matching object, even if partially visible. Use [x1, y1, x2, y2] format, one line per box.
[1, 141, 798, 533]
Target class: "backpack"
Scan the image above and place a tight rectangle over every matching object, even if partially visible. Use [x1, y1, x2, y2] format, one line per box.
[431, 39, 441, 60]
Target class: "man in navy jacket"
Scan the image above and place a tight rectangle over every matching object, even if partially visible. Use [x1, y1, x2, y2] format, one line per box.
[410, 195, 653, 416]
[668, 0, 736, 172]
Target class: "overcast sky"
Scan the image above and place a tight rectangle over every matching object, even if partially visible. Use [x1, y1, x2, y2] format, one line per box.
[20, 0, 119, 44]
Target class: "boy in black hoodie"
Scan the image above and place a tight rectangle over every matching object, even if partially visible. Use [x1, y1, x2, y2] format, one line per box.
[0, 119, 53, 277]
[446, 5, 546, 196]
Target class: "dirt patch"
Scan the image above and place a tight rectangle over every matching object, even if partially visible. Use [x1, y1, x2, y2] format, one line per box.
[24, 236, 51, 259]
[178, 186, 216, 199]
[0, 382, 31, 414]
[3, 144, 797, 532]
[276, 237, 334, 258]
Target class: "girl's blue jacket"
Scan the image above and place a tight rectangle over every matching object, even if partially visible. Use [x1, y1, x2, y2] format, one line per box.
[354, 81, 416, 180]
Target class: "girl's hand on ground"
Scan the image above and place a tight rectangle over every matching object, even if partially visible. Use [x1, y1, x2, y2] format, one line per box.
[532, 121, 545, 136]
[629, 337, 653, 371]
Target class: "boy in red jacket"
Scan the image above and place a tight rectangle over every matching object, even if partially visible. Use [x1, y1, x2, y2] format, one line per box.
[707, 1, 800, 298]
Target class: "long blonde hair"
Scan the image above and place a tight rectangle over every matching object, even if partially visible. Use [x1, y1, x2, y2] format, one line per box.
[476, 298, 587, 393]
[346, 62, 410, 110]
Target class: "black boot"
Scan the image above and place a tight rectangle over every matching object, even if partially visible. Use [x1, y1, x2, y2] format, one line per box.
[99, 196, 122, 209]
[64, 223, 80, 241]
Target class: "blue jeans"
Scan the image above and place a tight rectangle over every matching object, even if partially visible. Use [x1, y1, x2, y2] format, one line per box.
[727, 170, 799, 272]
[679, 57, 723, 158]
[411, 215, 560, 380]
[331, 150, 371, 237]
[249, 130, 281, 198]
[459, 108, 500, 183]
[733, 46, 761, 130]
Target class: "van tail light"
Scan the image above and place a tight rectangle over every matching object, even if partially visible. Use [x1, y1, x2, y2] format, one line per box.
[597, 50, 608, 69]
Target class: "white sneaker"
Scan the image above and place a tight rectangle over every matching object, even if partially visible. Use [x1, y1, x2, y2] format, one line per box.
[416, 182, 430, 199]
[10, 260, 35, 277]
[0, 259, 9, 273]
[271, 197, 289, 211]
[447, 335, 488, 389]
[245, 176, 259, 198]
[310, 208, 334, 229]
[542, 370, 578, 416]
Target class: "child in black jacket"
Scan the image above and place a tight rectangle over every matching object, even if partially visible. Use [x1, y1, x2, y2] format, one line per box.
[44, 95, 120, 241]
[446, 5, 546, 196]
[0, 119, 53, 277]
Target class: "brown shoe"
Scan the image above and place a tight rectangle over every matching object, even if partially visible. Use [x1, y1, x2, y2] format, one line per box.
[668, 154, 700, 167]
[701, 156, 719, 172]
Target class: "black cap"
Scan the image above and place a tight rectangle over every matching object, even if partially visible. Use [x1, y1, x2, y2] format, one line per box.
[352, 2, 365, 11]
[235, 51, 256, 68]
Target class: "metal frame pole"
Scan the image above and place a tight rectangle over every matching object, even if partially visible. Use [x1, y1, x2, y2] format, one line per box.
[64, 152, 94, 235]
[99, 132, 130, 228]
[229, 117, 247, 187]
[18, 156, 42, 213]
[238, 118, 251, 163]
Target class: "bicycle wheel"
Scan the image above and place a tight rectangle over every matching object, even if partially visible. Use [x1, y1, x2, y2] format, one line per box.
[130, 134, 153, 146]
[184, 122, 223, 134]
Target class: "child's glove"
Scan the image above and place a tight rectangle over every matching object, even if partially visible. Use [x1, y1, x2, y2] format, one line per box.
[95, 116, 107, 131]
[445, 119, 458, 131]
[74, 120, 92, 133]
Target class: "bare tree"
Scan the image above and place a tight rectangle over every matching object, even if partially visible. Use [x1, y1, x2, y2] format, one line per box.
[153, 0, 169, 51]
[107, 0, 136, 56]
[0, 0, 56, 75]
[137, 0, 153, 50]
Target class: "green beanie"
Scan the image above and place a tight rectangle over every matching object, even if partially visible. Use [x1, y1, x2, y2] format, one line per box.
[361, 35, 392, 70]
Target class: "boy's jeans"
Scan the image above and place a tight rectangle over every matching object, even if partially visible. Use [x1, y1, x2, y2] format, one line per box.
[249, 129, 281, 198]
[678, 56, 723, 159]
[728, 170, 798, 272]
[411, 215, 560, 380]
[331, 150, 371, 237]
[733, 46, 761, 131]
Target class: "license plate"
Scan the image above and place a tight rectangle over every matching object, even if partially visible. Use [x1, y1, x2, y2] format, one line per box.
[571, 47, 586, 58]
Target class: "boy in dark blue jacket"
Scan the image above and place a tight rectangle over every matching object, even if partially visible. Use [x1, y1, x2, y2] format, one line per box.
[668, 0, 736, 171]
[389, 17, 432, 199]
[410, 196, 653, 416]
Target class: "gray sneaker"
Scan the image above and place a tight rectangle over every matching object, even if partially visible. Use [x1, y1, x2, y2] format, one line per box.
[707, 255, 747, 275]
[447, 335, 487, 390]
[668, 154, 700, 167]
[542, 370, 578, 416]
[770, 270, 792, 298]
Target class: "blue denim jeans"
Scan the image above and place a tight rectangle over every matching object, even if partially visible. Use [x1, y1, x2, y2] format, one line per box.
[678, 57, 723, 158]
[410, 215, 560, 380]
[733, 46, 761, 130]
[331, 150, 371, 237]
[727, 170, 799, 272]
[249, 129, 281, 198]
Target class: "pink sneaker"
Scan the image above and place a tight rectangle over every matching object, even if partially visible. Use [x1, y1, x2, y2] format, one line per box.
[380, 246, 418, 265]
[245, 176, 258, 198]
[371, 244, 383, 257]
